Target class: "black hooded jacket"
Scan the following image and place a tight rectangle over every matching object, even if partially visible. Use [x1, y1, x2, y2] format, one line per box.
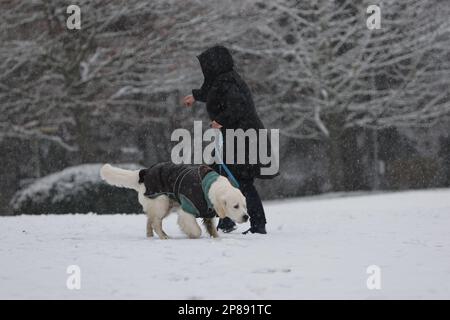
[193, 46, 265, 131]
[192, 46, 274, 180]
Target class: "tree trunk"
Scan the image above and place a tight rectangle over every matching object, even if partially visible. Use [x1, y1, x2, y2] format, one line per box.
[341, 128, 368, 190]
[74, 108, 97, 163]
[325, 114, 346, 191]
[372, 129, 380, 190]
[326, 133, 345, 191]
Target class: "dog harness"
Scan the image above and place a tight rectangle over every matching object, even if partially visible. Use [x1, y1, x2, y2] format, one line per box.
[138, 163, 220, 218]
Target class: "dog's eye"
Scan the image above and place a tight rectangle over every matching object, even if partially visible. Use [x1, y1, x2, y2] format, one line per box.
[233, 204, 239, 209]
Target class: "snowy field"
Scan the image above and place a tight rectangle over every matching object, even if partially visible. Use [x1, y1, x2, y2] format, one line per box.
[1, 189, 450, 300]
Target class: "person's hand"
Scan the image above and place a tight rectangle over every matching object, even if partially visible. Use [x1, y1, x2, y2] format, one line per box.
[183, 95, 195, 107]
[211, 120, 223, 129]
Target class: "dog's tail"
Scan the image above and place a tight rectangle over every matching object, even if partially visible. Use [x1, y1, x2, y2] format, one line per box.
[100, 164, 140, 191]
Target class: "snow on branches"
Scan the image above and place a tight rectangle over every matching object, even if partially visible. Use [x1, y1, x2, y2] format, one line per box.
[0, 0, 252, 151]
[232, 0, 450, 139]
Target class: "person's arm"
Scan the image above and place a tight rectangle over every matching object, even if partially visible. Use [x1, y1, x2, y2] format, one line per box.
[192, 82, 209, 103]
[184, 81, 210, 107]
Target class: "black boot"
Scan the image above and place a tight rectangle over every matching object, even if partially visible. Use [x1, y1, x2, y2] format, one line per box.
[239, 179, 267, 235]
[242, 224, 267, 235]
[217, 217, 237, 233]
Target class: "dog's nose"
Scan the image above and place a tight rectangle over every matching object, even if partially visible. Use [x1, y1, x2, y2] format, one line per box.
[243, 215, 249, 222]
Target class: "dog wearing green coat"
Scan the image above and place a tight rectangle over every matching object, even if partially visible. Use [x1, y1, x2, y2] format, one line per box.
[100, 163, 248, 239]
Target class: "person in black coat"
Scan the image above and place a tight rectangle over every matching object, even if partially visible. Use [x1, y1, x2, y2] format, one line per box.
[183, 45, 272, 234]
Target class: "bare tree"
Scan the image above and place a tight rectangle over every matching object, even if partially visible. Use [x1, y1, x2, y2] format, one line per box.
[1, 0, 448, 196]
[0, 0, 255, 160]
[231, 0, 450, 189]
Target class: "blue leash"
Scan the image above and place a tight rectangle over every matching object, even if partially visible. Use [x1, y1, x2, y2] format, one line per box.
[215, 131, 240, 188]
[220, 163, 239, 188]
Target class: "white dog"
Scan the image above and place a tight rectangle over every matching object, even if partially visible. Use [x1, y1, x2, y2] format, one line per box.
[100, 163, 248, 239]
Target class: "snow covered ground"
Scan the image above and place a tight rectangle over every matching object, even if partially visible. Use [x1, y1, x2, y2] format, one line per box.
[1, 189, 450, 299]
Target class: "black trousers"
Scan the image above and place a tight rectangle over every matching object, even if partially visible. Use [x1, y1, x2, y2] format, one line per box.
[218, 178, 267, 228]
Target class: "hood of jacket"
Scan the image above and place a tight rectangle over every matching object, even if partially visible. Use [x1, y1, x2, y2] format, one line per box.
[197, 46, 234, 82]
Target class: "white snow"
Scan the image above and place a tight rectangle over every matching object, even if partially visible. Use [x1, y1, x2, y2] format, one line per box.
[1, 189, 450, 299]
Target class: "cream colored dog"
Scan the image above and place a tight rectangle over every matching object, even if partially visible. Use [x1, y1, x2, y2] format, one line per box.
[100, 164, 248, 239]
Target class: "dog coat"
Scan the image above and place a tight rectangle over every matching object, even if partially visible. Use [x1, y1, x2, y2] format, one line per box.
[138, 163, 220, 218]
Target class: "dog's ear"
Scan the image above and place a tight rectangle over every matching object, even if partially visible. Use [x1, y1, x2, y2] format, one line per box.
[215, 196, 227, 219]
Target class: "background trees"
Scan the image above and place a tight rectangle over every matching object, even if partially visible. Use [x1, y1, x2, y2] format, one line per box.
[232, 0, 450, 190]
[1, 0, 449, 213]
